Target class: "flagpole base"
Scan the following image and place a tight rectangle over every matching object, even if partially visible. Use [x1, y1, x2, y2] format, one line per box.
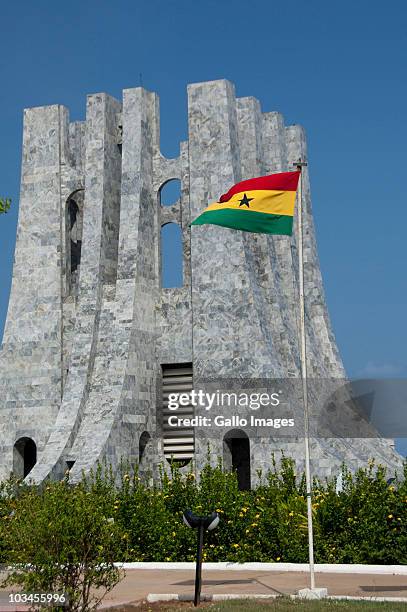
[297, 587, 328, 600]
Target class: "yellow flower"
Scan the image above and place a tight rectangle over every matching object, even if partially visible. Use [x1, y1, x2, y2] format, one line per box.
[242, 507, 248, 513]
[251, 523, 258, 528]
[245, 529, 250, 534]
[289, 511, 294, 517]
[276, 557, 281, 561]
[172, 531, 176, 537]
[232, 543, 239, 548]
[255, 513, 261, 519]
[388, 514, 393, 519]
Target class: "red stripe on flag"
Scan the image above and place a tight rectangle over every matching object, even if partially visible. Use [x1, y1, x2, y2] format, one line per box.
[219, 171, 300, 203]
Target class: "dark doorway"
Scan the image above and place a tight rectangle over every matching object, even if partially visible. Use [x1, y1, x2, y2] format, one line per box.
[224, 430, 251, 490]
[13, 437, 37, 478]
[139, 431, 151, 463]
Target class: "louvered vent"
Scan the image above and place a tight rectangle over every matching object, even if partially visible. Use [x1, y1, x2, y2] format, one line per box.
[161, 363, 194, 463]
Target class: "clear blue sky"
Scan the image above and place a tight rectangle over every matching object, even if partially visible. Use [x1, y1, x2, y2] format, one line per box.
[1, 1, 406, 452]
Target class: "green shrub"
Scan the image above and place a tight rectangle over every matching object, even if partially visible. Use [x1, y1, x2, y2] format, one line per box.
[0, 471, 123, 611]
[0, 457, 406, 575]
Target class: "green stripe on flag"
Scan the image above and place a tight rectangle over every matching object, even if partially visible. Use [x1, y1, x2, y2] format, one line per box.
[191, 209, 293, 236]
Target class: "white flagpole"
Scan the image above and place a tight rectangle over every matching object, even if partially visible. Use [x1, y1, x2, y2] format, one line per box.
[295, 159, 315, 590]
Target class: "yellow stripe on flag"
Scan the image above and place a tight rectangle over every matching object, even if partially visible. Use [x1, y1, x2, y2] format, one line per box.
[204, 189, 296, 217]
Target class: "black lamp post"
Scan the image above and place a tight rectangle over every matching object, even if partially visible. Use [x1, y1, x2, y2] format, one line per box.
[182, 509, 220, 606]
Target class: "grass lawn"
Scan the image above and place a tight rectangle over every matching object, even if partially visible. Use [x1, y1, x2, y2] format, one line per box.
[129, 598, 407, 612]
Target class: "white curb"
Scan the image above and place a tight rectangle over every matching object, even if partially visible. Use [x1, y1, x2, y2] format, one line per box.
[327, 596, 407, 603]
[117, 561, 407, 575]
[146, 594, 279, 602]
[146, 593, 407, 603]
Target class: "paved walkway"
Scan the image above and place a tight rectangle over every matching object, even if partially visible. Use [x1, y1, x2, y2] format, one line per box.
[100, 568, 407, 608]
[1, 568, 407, 610]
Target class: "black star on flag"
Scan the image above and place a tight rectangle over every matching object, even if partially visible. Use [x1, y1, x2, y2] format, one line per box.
[238, 193, 254, 208]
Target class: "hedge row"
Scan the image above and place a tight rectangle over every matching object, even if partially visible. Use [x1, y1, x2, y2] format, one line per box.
[0, 456, 406, 566]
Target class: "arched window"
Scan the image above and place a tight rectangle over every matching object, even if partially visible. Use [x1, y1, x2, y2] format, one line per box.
[139, 431, 151, 464]
[160, 223, 183, 288]
[223, 430, 251, 490]
[159, 179, 181, 207]
[66, 190, 84, 295]
[13, 437, 37, 478]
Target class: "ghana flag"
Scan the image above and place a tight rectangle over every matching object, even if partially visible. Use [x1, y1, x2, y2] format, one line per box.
[191, 170, 300, 235]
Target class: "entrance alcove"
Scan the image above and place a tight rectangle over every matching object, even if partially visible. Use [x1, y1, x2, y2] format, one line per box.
[13, 437, 37, 478]
[223, 429, 251, 490]
[139, 431, 152, 464]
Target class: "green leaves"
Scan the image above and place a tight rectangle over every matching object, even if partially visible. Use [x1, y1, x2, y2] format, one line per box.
[0, 197, 11, 214]
[0, 456, 406, 585]
[0, 477, 123, 611]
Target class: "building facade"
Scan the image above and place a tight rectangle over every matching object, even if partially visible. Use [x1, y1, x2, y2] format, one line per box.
[0, 80, 401, 485]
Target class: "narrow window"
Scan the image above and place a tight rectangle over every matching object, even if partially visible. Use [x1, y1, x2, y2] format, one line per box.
[159, 179, 181, 207]
[160, 223, 183, 288]
[66, 190, 84, 295]
[13, 437, 37, 478]
[68, 200, 81, 273]
[161, 363, 194, 465]
[223, 430, 251, 490]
